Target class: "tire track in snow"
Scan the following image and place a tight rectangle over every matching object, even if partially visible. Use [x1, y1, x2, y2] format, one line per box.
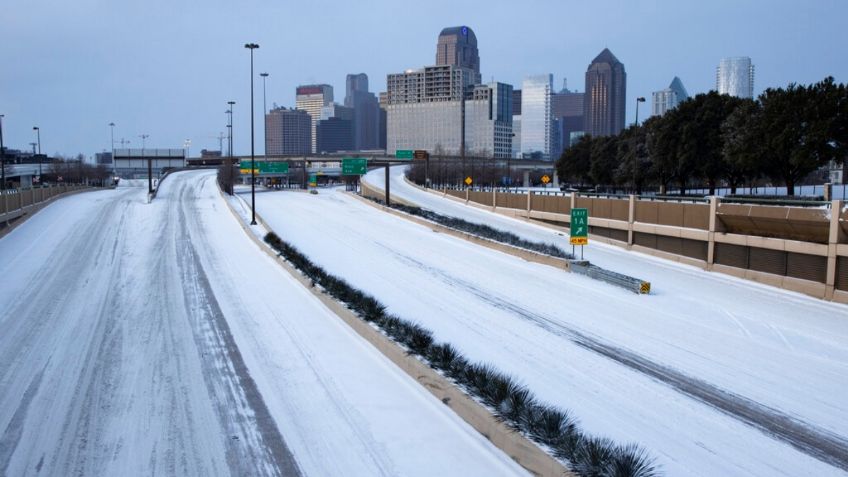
[175, 177, 303, 477]
[383, 246, 848, 471]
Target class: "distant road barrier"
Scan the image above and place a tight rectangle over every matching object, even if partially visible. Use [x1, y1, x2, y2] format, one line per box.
[1, 184, 92, 225]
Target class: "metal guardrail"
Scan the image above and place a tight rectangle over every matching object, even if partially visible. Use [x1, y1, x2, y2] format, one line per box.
[636, 194, 710, 204]
[569, 261, 651, 294]
[717, 196, 830, 208]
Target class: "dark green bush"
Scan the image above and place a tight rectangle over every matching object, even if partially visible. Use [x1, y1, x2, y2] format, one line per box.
[263, 232, 659, 476]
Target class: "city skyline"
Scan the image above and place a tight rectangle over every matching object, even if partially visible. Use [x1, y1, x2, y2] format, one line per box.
[2, 0, 847, 156]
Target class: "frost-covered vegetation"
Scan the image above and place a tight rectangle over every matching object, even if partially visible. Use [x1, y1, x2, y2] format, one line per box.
[264, 231, 658, 476]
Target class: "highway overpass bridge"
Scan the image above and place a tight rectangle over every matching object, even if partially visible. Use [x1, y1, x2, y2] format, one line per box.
[220, 153, 560, 187]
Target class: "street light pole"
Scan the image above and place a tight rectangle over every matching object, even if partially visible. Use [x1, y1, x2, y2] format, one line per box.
[227, 101, 235, 195]
[109, 122, 115, 153]
[635, 97, 646, 126]
[33, 126, 42, 178]
[140, 134, 150, 195]
[260, 72, 269, 156]
[245, 42, 259, 225]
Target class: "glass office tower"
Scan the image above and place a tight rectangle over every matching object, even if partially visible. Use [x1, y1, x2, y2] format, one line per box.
[520, 74, 553, 159]
[716, 57, 754, 98]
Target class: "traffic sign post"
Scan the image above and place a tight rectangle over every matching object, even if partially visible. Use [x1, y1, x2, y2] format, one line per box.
[413, 150, 431, 188]
[570, 207, 589, 259]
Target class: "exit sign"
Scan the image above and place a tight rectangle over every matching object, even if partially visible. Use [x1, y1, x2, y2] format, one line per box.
[570, 208, 589, 245]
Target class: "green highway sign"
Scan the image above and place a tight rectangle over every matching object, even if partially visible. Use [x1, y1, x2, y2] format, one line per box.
[570, 208, 589, 245]
[239, 160, 289, 174]
[395, 149, 414, 160]
[260, 161, 289, 174]
[342, 157, 367, 175]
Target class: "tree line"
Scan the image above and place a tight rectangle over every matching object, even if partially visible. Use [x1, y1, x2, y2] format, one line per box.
[557, 77, 848, 196]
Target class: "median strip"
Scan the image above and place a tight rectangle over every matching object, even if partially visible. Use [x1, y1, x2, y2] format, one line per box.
[263, 231, 659, 477]
[358, 195, 651, 294]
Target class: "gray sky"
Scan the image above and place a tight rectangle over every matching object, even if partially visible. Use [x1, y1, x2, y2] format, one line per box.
[2, 0, 846, 157]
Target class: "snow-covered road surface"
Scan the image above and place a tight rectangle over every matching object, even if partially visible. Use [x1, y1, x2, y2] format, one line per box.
[253, 172, 848, 476]
[0, 170, 528, 476]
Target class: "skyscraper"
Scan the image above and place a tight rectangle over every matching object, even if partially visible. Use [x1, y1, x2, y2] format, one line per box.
[435, 26, 481, 83]
[295, 84, 334, 153]
[265, 107, 311, 155]
[551, 87, 584, 155]
[316, 117, 353, 153]
[386, 65, 512, 157]
[345, 73, 369, 105]
[652, 76, 689, 116]
[716, 57, 754, 98]
[521, 74, 554, 159]
[584, 48, 626, 137]
[344, 73, 381, 151]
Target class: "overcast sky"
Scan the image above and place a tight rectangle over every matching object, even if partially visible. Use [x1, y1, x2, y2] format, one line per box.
[2, 0, 846, 157]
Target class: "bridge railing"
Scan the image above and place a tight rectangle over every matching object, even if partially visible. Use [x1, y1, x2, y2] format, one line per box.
[1, 184, 90, 224]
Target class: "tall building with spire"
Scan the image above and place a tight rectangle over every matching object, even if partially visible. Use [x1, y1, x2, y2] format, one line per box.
[435, 26, 481, 83]
[652, 76, 689, 116]
[584, 48, 626, 137]
[716, 57, 754, 98]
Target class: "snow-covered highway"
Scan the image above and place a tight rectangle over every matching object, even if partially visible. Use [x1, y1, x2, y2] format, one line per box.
[0, 170, 528, 476]
[248, 168, 848, 476]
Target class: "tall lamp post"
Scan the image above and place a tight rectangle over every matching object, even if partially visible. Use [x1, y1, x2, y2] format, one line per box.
[634, 97, 646, 126]
[245, 42, 259, 225]
[0, 114, 5, 191]
[260, 72, 269, 156]
[227, 101, 235, 195]
[109, 122, 116, 173]
[140, 134, 150, 195]
[33, 126, 42, 179]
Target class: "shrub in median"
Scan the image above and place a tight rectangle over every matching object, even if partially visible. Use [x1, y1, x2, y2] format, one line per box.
[369, 199, 574, 260]
[263, 231, 658, 476]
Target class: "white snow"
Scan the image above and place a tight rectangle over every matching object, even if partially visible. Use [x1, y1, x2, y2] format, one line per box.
[240, 167, 848, 476]
[0, 170, 528, 476]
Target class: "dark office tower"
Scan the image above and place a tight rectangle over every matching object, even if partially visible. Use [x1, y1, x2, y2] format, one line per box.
[345, 73, 369, 106]
[552, 89, 585, 154]
[344, 73, 380, 151]
[316, 117, 353, 153]
[266, 107, 311, 155]
[584, 48, 626, 137]
[512, 90, 522, 116]
[436, 26, 481, 83]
